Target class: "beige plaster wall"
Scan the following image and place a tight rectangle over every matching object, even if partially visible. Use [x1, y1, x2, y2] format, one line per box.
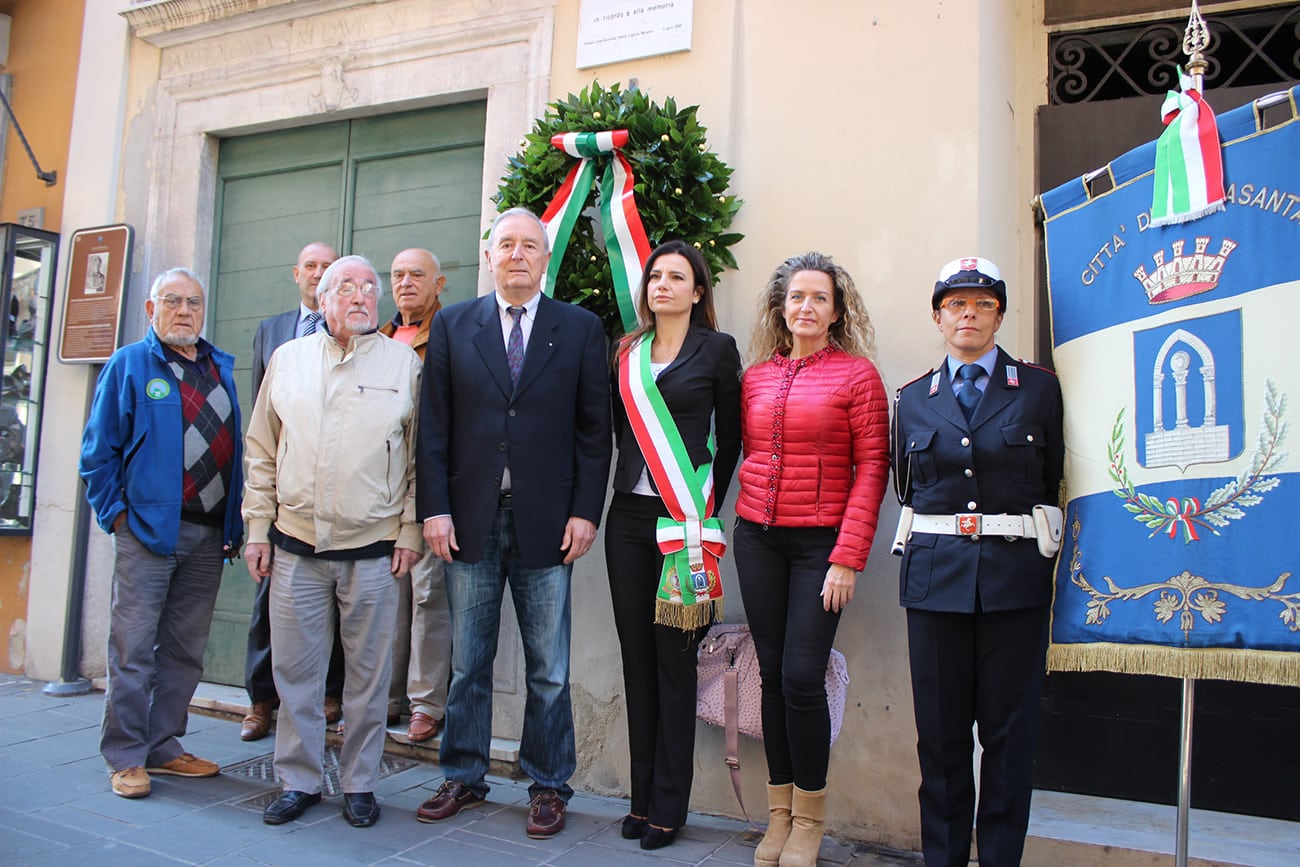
[550, 0, 1043, 849]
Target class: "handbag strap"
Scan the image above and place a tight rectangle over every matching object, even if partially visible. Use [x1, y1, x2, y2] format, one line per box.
[723, 660, 758, 828]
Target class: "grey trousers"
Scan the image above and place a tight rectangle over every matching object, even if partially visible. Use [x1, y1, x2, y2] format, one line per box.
[388, 549, 451, 719]
[269, 549, 397, 793]
[101, 521, 223, 771]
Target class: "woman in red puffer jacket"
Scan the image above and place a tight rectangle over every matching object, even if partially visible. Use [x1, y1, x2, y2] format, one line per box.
[734, 251, 890, 867]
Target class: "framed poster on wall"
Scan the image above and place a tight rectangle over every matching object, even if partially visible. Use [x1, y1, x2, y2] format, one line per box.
[58, 223, 132, 364]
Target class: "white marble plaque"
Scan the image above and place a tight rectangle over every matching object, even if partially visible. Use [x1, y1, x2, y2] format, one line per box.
[576, 0, 693, 69]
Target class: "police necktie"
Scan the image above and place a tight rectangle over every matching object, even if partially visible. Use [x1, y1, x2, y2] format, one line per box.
[957, 363, 983, 421]
[506, 306, 525, 385]
[302, 311, 321, 337]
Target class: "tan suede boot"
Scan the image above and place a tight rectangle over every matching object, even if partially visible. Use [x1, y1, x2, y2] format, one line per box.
[777, 786, 826, 867]
[753, 782, 793, 867]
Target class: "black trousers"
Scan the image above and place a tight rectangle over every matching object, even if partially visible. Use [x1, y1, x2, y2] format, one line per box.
[245, 570, 345, 704]
[733, 517, 841, 791]
[905, 604, 1049, 867]
[604, 492, 705, 828]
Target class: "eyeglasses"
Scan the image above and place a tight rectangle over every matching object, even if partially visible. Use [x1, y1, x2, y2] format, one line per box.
[333, 281, 380, 299]
[941, 297, 1000, 314]
[156, 294, 204, 310]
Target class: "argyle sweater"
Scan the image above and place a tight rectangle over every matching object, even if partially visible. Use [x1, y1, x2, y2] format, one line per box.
[168, 355, 237, 526]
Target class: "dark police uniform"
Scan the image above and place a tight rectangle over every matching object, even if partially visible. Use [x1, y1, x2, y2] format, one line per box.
[893, 345, 1063, 867]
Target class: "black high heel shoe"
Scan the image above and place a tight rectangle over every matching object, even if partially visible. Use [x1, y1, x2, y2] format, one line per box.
[640, 825, 678, 850]
[621, 814, 648, 839]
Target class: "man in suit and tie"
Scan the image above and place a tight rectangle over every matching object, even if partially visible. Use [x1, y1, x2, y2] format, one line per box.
[241, 241, 345, 741]
[414, 208, 611, 839]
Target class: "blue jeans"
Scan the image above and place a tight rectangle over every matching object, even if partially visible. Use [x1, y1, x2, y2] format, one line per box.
[440, 504, 575, 800]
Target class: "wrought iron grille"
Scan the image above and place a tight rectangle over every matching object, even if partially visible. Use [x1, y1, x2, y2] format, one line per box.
[1050, 4, 1300, 104]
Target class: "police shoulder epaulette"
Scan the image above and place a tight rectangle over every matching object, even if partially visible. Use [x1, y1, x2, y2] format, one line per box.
[1016, 359, 1058, 377]
[896, 368, 936, 395]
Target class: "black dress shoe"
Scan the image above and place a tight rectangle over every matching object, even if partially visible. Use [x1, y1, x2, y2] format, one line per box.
[640, 825, 678, 850]
[343, 792, 380, 828]
[621, 814, 648, 839]
[263, 790, 322, 825]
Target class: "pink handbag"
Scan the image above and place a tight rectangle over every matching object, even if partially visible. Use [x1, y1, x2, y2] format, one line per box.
[696, 624, 850, 823]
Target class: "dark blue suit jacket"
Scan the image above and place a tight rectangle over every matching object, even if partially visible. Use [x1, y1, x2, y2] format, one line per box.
[418, 292, 612, 567]
[251, 308, 298, 398]
[892, 346, 1063, 613]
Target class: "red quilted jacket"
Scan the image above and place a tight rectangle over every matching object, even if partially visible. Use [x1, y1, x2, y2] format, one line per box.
[736, 346, 891, 570]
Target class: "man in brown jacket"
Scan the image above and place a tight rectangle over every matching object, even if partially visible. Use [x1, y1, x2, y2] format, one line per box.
[381, 247, 451, 743]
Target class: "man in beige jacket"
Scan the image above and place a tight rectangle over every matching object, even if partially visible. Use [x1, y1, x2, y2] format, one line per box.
[243, 255, 422, 830]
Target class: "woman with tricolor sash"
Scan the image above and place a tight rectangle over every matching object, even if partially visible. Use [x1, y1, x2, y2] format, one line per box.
[734, 252, 890, 867]
[604, 240, 742, 851]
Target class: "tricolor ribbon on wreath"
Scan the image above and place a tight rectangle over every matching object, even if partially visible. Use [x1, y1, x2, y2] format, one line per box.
[541, 130, 652, 333]
[618, 332, 725, 630]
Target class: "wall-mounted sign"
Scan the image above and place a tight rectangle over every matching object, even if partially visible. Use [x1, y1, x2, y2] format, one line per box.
[58, 224, 132, 364]
[576, 0, 693, 69]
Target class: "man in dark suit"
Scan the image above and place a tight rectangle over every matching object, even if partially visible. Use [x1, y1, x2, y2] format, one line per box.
[414, 208, 611, 839]
[892, 257, 1063, 867]
[241, 241, 344, 741]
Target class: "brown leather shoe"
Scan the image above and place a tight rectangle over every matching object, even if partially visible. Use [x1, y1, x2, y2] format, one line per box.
[241, 700, 274, 741]
[147, 752, 220, 777]
[110, 767, 151, 798]
[525, 789, 566, 839]
[416, 780, 484, 823]
[323, 695, 343, 724]
[406, 710, 443, 743]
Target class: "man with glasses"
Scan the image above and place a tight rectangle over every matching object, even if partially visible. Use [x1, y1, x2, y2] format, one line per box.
[242, 240, 346, 742]
[81, 268, 244, 799]
[243, 255, 423, 829]
[891, 257, 1064, 867]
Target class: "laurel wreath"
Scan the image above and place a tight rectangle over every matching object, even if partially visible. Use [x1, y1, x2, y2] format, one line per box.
[493, 81, 743, 336]
[1107, 379, 1289, 542]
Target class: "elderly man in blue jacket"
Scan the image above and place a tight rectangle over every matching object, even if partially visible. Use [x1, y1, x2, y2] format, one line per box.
[80, 267, 244, 800]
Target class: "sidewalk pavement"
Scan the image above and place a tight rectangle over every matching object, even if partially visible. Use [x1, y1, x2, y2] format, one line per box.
[0, 675, 917, 866]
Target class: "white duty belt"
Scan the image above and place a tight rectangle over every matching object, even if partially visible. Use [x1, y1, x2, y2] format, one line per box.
[912, 512, 1037, 538]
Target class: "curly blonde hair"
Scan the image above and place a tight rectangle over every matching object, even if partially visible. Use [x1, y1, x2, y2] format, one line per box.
[745, 251, 877, 366]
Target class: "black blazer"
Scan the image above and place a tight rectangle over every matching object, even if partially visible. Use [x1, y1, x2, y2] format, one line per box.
[417, 292, 613, 567]
[892, 346, 1064, 613]
[611, 326, 742, 513]
[250, 308, 298, 398]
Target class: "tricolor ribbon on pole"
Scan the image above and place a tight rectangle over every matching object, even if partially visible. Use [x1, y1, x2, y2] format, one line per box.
[618, 332, 726, 629]
[541, 130, 652, 333]
[1150, 67, 1225, 227]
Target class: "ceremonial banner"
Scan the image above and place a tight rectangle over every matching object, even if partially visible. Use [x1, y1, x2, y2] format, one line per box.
[1039, 84, 1300, 687]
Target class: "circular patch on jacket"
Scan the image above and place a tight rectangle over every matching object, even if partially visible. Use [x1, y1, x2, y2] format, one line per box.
[145, 378, 171, 400]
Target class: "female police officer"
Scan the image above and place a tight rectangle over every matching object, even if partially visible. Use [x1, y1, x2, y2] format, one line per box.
[891, 257, 1063, 867]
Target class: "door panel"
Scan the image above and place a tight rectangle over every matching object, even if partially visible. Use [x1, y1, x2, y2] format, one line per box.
[201, 102, 487, 690]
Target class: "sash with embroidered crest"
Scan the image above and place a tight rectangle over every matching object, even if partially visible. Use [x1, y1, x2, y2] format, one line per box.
[618, 332, 725, 630]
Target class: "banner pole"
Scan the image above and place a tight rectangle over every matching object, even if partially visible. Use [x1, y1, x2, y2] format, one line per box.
[1174, 677, 1195, 867]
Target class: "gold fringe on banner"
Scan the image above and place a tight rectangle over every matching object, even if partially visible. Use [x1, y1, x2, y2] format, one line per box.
[654, 598, 723, 631]
[1048, 642, 1300, 687]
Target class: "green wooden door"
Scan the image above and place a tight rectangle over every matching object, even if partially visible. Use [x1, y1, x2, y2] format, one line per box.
[202, 102, 486, 687]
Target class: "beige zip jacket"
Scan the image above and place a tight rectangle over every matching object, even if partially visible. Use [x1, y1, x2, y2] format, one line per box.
[243, 330, 423, 554]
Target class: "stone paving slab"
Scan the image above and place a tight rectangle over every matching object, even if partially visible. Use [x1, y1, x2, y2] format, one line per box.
[0, 675, 911, 866]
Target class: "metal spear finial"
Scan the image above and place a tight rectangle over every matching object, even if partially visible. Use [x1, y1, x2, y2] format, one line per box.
[1183, 0, 1210, 89]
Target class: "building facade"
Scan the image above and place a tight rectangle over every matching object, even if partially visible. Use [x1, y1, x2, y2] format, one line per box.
[17, 0, 1299, 851]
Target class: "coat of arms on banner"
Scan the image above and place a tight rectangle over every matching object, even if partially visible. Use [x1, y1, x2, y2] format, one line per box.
[1039, 84, 1300, 687]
